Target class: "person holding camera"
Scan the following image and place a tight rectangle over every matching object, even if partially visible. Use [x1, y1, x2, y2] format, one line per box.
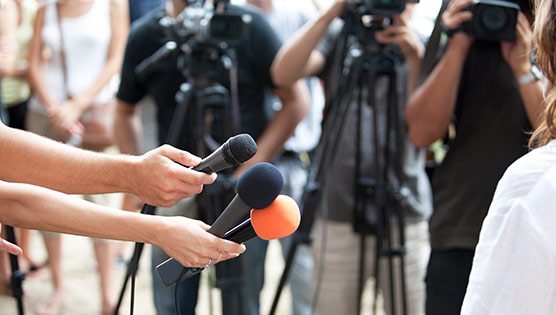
[114, 0, 309, 314]
[271, 0, 432, 314]
[460, 1, 556, 312]
[404, 0, 544, 314]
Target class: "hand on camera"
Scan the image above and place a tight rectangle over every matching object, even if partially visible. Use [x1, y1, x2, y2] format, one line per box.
[323, 0, 349, 22]
[374, 5, 424, 60]
[156, 216, 246, 269]
[129, 145, 217, 207]
[442, 0, 474, 52]
[501, 12, 533, 78]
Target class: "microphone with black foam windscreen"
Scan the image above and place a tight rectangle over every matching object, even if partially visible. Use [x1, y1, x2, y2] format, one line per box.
[192, 133, 257, 174]
[156, 162, 284, 287]
[156, 195, 301, 287]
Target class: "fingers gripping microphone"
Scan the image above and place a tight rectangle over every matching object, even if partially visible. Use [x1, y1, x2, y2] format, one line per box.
[156, 162, 284, 287]
[192, 134, 257, 174]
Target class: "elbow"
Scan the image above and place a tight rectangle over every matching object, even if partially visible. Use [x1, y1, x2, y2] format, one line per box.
[407, 124, 439, 148]
[271, 59, 295, 87]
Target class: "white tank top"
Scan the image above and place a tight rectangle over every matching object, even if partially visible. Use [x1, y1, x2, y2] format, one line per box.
[30, 0, 114, 114]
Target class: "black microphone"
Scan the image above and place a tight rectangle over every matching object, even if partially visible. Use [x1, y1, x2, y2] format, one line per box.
[156, 162, 284, 287]
[156, 195, 300, 286]
[192, 134, 257, 174]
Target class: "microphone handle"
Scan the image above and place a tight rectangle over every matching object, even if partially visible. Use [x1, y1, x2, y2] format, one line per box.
[156, 219, 256, 287]
[223, 218, 257, 243]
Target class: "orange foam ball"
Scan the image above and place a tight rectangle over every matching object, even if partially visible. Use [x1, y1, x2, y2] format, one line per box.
[251, 195, 301, 240]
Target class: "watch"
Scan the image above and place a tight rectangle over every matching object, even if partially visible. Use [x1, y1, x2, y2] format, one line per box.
[518, 66, 542, 86]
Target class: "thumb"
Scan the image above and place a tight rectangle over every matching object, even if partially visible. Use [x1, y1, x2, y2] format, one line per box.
[160, 145, 202, 167]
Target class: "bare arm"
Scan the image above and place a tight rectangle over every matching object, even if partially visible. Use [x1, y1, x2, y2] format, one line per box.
[405, 0, 474, 147]
[0, 180, 244, 267]
[270, 0, 345, 86]
[500, 12, 544, 128]
[0, 122, 216, 207]
[0, 0, 18, 77]
[28, 6, 59, 112]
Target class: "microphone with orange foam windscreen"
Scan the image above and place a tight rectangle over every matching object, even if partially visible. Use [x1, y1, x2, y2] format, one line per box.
[156, 195, 301, 287]
[223, 195, 301, 243]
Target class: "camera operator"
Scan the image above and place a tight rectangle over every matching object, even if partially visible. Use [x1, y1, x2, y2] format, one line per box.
[271, 0, 432, 314]
[404, 0, 544, 314]
[0, 122, 244, 265]
[114, 0, 309, 314]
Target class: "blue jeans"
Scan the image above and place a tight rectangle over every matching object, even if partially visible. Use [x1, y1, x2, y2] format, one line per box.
[151, 245, 200, 315]
[240, 154, 314, 315]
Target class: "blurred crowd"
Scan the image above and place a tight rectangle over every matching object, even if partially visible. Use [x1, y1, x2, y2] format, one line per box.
[0, 0, 548, 315]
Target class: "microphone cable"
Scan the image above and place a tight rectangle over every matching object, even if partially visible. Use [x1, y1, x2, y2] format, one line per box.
[174, 267, 189, 315]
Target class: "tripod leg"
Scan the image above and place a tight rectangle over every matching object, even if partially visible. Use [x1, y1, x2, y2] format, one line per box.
[5, 225, 25, 315]
[357, 234, 366, 315]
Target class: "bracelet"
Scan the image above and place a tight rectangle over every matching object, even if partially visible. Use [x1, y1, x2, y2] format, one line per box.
[440, 21, 461, 38]
[518, 67, 541, 86]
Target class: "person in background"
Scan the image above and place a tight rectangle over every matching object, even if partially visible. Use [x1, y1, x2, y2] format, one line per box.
[461, 0, 556, 312]
[404, 0, 544, 313]
[271, 0, 432, 314]
[114, 0, 309, 314]
[26, 0, 129, 314]
[243, 0, 323, 314]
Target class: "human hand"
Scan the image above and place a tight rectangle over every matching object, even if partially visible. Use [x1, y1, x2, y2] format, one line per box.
[501, 12, 533, 78]
[128, 145, 217, 207]
[442, 0, 474, 52]
[375, 8, 424, 60]
[48, 98, 85, 141]
[0, 238, 22, 256]
[323, 0, 348, 22]
[155, 216, 246, 268]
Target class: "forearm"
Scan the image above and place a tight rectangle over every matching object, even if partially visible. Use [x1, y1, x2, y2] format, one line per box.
[0, 124, 135, 194]
[405, 42, 468, 147]
[114, 101, 142, 156]
[0, 0, 17, 77]
[0, 180, 162, 244]
[518, 79, 545, 129]
[271, 12, 333, 86]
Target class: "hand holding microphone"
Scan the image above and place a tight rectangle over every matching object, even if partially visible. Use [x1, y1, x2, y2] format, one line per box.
[157, 194, 301, 287]
[129, 134, 256, 207]
[156, 162, 299, 287]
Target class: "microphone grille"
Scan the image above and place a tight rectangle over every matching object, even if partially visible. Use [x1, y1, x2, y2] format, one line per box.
[237, 162, 283, 209]
[229, 134, 257, 164]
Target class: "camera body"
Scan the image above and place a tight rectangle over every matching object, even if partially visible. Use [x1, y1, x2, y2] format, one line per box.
[352, 0, 417, 16]
[176, 1, 250, 45]
[463, 0, 520, 42]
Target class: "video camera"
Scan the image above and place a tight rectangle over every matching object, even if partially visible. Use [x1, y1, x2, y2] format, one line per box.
[344, 0, 417, 18]
[160, 0, 251, 82]
[463, 0, 521, 42]
[175, 0, 251, 46]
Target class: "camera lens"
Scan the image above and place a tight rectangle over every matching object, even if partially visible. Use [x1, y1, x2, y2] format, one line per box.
[480, 6, 507, 32]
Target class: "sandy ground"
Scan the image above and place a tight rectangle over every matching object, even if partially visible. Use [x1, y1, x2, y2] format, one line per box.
[0, 230, 293, 315]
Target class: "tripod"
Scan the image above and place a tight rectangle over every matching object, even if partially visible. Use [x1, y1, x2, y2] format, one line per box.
[113, 20, 245, 315]
[269, 17, 409, 315]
